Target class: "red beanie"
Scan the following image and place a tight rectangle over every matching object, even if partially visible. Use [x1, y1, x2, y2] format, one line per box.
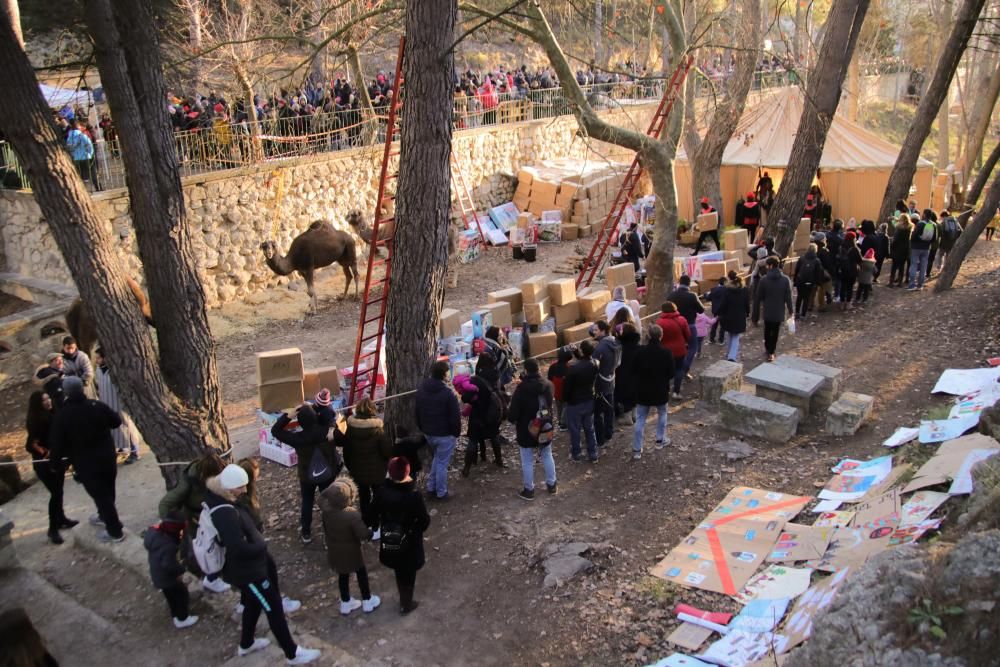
[315, 388, 332, 407]
[387, 456, 410, 481]
[845, 231, 857, 241]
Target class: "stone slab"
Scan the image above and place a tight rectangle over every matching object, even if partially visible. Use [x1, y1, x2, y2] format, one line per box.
[745, 362, 824, 399]
[756, 385, 812, 419]
[827, 392, 875, 436]
[773, 355, 844, 409]
[720, 390, 800, 443]
[699, 360, 743, 404]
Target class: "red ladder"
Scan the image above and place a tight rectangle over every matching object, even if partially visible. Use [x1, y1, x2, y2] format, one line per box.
[451, 154, 489, 245]
[576, 55, 694, 289]
[349, 37, 406, 404]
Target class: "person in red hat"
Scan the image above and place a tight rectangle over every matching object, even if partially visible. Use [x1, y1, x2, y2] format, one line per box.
[755, 171, 774, 211]
[803, 193, 819, 230]
[374, 457, 431, 614]
[691, 197, 720, 254]
[736, 191, 762, 244]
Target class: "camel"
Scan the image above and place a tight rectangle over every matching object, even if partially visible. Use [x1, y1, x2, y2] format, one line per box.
[260, 219, 360, 315]
[347, 209, 395, 245]
[66, 276, 154, 354]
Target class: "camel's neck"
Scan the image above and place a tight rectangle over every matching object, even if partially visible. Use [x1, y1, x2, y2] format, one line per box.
[265, 253, 295, 276]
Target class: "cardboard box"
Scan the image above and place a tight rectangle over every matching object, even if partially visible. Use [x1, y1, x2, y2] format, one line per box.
[723, 228, 749, 250]
[517, 168, 534, 186]
[524, 298, 550, 326]
[259, 439, 298, 467]
[521, 274, 548, 304]
[578, 223, 593, 237]
[256, 348, 304, 386]
[579, 289, 611, 320]
[561, 224, 579, 241]
[527, 201, 546, 217]
[701, 261, 728, 282]
[553, 300, 581, 328]
[531, 180, 559, 202]
[783, 256, 799, 278]
[471, 309, 493, 338]
[303, 371, 320, 399]
[561, 321, 593, 344]
[488, 287, 524, 314]
[605, 262, 636, 289]
[694, 211, 719, 232]
[258, 380, 304, 413]
[314, 366, 341, 395]
[574, 199, 590, 215]
[514, 181, 531, 197]
[513, 193, 529, 211]
[624, 282, 638, 302]
[517, 212, 535, 229]
[558, 182, 580, 200]
[439, 308, 462, 338]
[547, 278, 577, 306]
[482, 301, 512, 329]
[528, 331, 558, 357]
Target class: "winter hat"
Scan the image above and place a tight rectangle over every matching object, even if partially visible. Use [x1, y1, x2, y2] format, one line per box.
[845, 231, 857, 242]
[746, 192, 755, 201]
[863, 248, 876, 260]
[46, 352, 62, 363]
[218, 464, 249, 490]
[756, 247, 768, 260]
[315, 389, 332, 407]
[62, 376, 84, 399]
[387, 456, 410, 482]
[699, 196, 710, 205]
[213, 103, 224, 113]
[806, 194, 814, 202]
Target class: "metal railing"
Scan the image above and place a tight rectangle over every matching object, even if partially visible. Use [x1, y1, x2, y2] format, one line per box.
[3, 72, 799, 193]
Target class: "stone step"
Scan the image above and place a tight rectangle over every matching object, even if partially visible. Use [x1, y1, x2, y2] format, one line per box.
[826, 391, 875, 436]
[698, 360, 743, 404]
[773, 355, 844, 410]
[745, 362, 824, 398]
[719, 390, 799, 443]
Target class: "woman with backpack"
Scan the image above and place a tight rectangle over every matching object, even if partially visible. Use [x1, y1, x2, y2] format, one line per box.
[336, 398, 392, 537]
[793, 243, 823, 318]
[374, 457, 431, 614]
[835, 232, 862, 310]
[508, 358, 558, 500]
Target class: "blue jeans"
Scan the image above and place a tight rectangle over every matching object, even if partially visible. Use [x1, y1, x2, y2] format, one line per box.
[566, 402, 598, 460]
[633, 403, 668, 452]
[519, 445, 556, 491]
[674, 321, 698, 392]
[593, 387, 615, 445]
[908, 249, 929, 288]
[425, 435, 455, 498]
[726, 332, 742, 361]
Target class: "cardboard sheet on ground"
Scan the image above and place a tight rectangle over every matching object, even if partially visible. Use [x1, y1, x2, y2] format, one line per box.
[849, 489, 900, 529]
[727, 598, 790, 634]
[931, 367, 1000, 395]
[902, 434, 1000, 493]
[883, 427, 921, 448]
[900, 490, 949, 526]
[813, 510, 855, 528]
[818, 456, 893, 501]
[734, 566, 813, 604]
[774, 567, 852, 654]
[919, 415, 982, 443]
[948, 449, 999, 495]
[667, 623, 715, 652]
[651, 488, 809, 595]
[804, 520, 898, 573]
[767, 525, 833, 562]
[699, 631, 776, 667]
[649, 654, 714, 667]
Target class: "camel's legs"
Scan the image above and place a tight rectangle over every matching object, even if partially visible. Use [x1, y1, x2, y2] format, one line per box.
[302, 269, 317, 315]
[339, 262, 355, 300]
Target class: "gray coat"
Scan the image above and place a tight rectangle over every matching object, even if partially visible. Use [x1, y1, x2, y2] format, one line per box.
[752, 268, 793, 324]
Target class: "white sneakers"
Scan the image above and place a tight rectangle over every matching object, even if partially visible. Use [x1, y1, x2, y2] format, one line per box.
[173, 615, 198, 629]
[202, 576, 231, 593]
[287, 647, 321, 665]
[282, 597, 302, 613]
[238, 638, 271, 656]
[339, 598, 362, 615]
[362, 595, 381, 613]
[372, 528, 381, 541]
[655, 438, 672, 450]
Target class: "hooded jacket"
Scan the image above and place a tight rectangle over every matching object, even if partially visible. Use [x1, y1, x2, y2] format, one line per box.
[204, 476, 269, 586]
[374, 479, 431, 570]
[507, 371, 554, 447]
[144, 525, 185, 589]
[666, 285, 705, 324]
[655, 311, 691, 359]
[49, 390, 122, 475]
[592, 335, 622, 392]
[614, 328, 642, 408]
[632, 342, 676, 406]
[338, 414, 393, 487]
[752, 268, 793, 324]
[414, 378, 461, 438]
[158, 460, 210, 534]
[271, 405, 337, 484]
[319, 479, 371, 574]
[716, 281, 750, 334]
[563, 357, 598, 406]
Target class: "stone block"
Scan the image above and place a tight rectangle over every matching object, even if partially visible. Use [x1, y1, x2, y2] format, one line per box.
[699, 360, 743, 404]
[720, 390, 799, 443]
[774, 355, 844, 411]
[826, 392, 875, 436]
[756, 385, 812, 419]
[745, 362, 824, 398]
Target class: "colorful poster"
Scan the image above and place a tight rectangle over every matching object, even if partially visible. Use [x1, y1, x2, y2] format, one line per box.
[819, 457, 893, 502]
[774, 568, 853, 654]
[767, 525, 833, 562]
[948, 449, 999, 495]
[931, 367, 1000, 395]
[919, 415, 982, 444]
[813, 511, 855, 528]
[727, 598, 790, 634]
[948, 384, 1000, 419]
[831, 455, 892, 475]
[734, 565, 813, 604]
[810, 500, 841, 514]
[649, 654, 714, 667]
[488, 202, 520, 232]
[899, 490, 949, 527]
[888, 519, 942, 547]
[699, 631, 775, 666]
[804, 522, 897, 573]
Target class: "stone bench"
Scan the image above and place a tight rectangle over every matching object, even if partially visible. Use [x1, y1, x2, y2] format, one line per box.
[826, 392, 875, 436]
[699, 360, 743, 404]
[745, 362, 825, 419]
[720, 390, 800, 443]
[774, 355, 844, 411]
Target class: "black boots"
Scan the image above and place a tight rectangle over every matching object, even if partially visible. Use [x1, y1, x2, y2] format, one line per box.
[398, 585, 419, 614]
[48, 529, 64, 545]
[492, 442, 505, 468]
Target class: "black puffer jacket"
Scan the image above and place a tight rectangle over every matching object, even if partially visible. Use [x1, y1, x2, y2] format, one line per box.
[271, 405, 337, 484]
[614, 328, 641, 408]
[752, 268, 793, 324]
[507, 371, 554, 448]
[144, 526, 185, 589]
[49, 394, 122, 475]
[632, 342, 676, 406]
[414, 378, 461, 438]
[204, 476, 269, 586]
[717, 282, 750, 335]
[375, 479, 431, 570]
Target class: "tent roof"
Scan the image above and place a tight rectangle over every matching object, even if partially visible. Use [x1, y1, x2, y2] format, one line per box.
[677, 87, 934, 170]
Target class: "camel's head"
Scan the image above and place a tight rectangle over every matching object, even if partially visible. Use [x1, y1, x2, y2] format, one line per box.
[346, 210, 364, 229]
[260, 240, 276, 259]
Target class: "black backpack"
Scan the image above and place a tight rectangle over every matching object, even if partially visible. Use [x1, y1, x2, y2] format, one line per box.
[380, 517, 409, 553]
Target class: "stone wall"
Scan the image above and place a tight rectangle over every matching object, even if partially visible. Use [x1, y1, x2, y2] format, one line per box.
[0, 102, 657, 307]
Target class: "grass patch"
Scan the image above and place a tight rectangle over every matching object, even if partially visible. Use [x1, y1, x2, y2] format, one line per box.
[637, 576, 680, 606]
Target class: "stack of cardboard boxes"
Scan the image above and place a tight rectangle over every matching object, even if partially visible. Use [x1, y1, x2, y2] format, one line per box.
[792, 218, 812, 255]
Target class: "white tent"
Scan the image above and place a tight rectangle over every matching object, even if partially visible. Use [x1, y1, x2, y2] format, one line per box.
[675, 87, 935, 226]
[39, 83, 93, 110]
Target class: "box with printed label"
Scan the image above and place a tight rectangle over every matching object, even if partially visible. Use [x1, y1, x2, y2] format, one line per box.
[259, 438, 299, 467]
[256, 348, 304, 385]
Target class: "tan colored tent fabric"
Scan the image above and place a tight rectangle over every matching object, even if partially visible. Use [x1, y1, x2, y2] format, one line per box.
[675, 87, 935, 227]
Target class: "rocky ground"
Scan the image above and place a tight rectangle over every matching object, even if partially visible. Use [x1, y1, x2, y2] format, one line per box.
[1, 238, 999, 666]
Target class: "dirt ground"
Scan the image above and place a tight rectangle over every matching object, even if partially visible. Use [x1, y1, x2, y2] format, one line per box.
[2, 237, 999, 666]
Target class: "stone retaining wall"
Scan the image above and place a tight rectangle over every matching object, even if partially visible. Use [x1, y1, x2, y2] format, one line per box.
[0, 103, 657, 307]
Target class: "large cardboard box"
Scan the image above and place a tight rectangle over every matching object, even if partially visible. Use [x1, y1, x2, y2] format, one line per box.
[574, 199, 590, 216]
[521, 274, 548, 304]
[624, 282, 639, 302]
[314, 366, 342, 395]
[723, 228, 749, 250]
[302, 371, 320, 399]
[558, 183, 580, 200]
[579, 289, 611, 320]
[513, 193, 529, 211]
[783, 256, 799, 278]
[724, 258, 741, 275]
[488, 287, 524, 314]
[527, 201, 546, 218]
[694, 211, 719, 232]
[561, 224, 579, 241]
[524, 298, 550, 326]
[578, 223, 593, 237]
[517, 168, 534, 186]
[605, 262, 636, 289]
[256, 348, 304, 386]
[701, 261, 728, 282]
[531, 180, 559, 201]
[258, 380, 304, 413]
[547, 278, 577, 306]
[553, 300, 581, 328]
[482, 301, 512, 329]
[561, 321, 593, 344]
[528, 331, 558, 357]
[439, 308, 462, 338]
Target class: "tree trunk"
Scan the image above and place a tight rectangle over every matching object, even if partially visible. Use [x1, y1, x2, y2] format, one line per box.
[934, 168, 1000, 291]
[346, 43, 376, 144]
[967, 140, 1000, 206]
[2, 0, 21, 48]
[765, 0, 871, 256]
[384, 1, 456, 432]
[187, 0, 204, 91]
[876, 0, 987, 226]
[0, 12, 224, 487]
[643, 147, 680, 306]
[310, 0, 326, 81]
[234, 62, 264, 161]
[594, 0, 603, 68]
[936, 0, 954, 168]
[963, 59, 1000, 178]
